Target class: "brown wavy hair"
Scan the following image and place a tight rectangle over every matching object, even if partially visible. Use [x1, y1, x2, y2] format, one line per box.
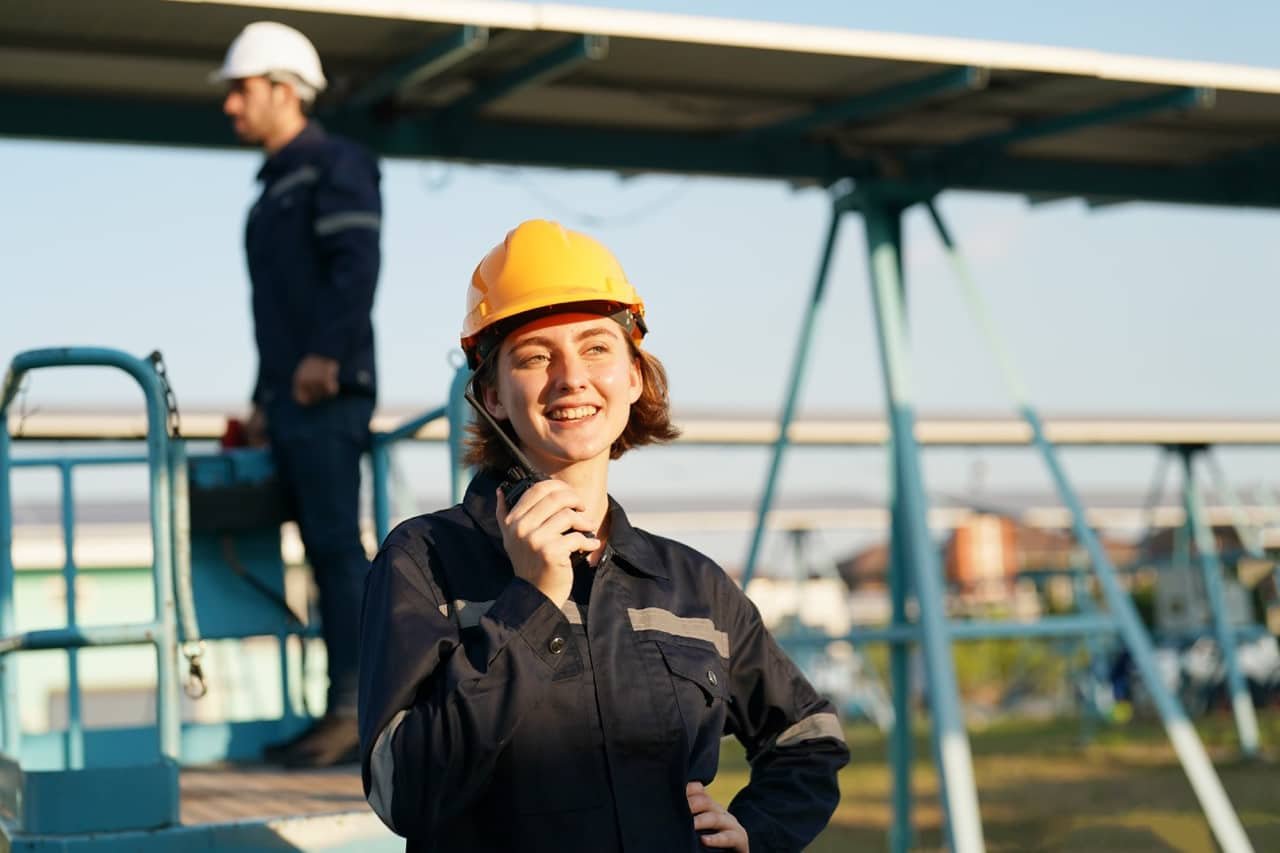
[463, 340, 680, 472]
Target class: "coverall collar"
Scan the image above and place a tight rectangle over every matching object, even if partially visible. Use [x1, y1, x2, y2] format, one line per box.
[462, 468, 667, 580]
[257, 120, 326, 181]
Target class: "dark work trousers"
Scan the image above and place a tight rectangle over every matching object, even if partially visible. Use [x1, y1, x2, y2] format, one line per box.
[267, 393, 374, 718]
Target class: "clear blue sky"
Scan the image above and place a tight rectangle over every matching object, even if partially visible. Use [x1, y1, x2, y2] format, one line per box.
[4, 0, 1279, 520]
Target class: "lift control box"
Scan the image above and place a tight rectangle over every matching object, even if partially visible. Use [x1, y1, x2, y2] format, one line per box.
[187, 448, 296, 639]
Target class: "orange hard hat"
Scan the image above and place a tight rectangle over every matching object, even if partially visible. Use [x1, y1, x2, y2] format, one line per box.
[461, 219, 646, 367]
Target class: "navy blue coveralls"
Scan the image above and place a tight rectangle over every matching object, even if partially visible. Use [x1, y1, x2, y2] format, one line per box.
[358, 470, 850, 852]
[247, 121, 381, 717]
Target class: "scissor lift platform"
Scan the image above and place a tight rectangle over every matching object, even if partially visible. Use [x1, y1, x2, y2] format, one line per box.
[180, 764, 367, 825]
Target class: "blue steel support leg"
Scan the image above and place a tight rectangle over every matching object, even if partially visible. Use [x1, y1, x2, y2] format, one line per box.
[447, 363, 472, 505]
[925, 202, 1254, 853]
[1178, 447, 1260, 757]
[0, 423, 17, 755]
[888, 509, 914, 853]
[59, 462, 84, 769]
[1174, 521, 1191, 569]
[885, 211, 914, 853]
[1071, 568, 1103, 740]
[743, 207, 843, 586]
[863, 198, 985, 853]
[1024, 418, 1252, 852]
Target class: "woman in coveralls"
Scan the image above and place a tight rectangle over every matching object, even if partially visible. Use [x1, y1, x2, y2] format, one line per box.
[358, 220, 850, 852]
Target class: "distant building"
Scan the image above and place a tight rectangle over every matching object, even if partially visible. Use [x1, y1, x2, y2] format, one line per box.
[837, 511, 1138, 607]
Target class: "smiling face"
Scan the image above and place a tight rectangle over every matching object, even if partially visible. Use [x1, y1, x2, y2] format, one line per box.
[483, 313, 643, 475]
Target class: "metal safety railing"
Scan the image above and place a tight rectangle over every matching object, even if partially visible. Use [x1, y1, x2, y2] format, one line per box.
[0, 345, 471, 779]
[369, 358, 471, 544]
[0, 348, 188, 766]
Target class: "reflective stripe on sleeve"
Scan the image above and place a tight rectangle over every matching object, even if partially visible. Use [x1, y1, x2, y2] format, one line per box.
[315, 211, 382, 236]
[775, 712, 846, 748]
[627, 607, 729, 659]
[437, 599, 495, 629]
[368, 708, 408, 831]
[266, 166, 318, 199]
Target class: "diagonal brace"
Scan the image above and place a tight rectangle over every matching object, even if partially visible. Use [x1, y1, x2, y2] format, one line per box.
[343, 25, 489, 111]
[937, 86, 1214, 160]
[439, 34, 608, 122]
[743, 66, 988, 139]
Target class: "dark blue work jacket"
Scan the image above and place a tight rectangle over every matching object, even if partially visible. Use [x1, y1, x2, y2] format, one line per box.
[358, 471, 850, 853]
[246, 122, 381, 406]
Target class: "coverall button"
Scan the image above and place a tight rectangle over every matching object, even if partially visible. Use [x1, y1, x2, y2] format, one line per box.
[707, 670, 718, 686]
[549, 636, 566, 655]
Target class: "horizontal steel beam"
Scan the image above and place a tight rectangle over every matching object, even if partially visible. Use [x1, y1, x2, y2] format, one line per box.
[352, 110, 857, 180]
[12, 409, 1280, 446]
[779, 615, 1119, 647]
[4, 92, 1280, 208]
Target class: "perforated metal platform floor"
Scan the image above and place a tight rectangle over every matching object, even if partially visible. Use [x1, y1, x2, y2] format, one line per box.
[180, 764, 367, 825]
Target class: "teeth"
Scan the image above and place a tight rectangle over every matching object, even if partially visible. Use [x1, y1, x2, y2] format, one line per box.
[548, 406, 597, 421]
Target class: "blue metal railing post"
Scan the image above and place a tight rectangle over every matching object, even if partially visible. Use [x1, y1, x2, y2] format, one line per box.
[447, 362, 472, 505]
[169, 437, 202, 700]
[59, 462, 84, 769]
[1178, 446, 1260, 757]
[370, 403, 449, 543]
[0, 395, 17, 755]
[925, 203, 1255, 853]
[862, 196, 985, 853]
[372, 442, 392, 545]
[743, 208, 843, 586]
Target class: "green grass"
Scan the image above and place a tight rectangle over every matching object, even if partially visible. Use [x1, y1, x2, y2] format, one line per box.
[710, 711, 1280, 852]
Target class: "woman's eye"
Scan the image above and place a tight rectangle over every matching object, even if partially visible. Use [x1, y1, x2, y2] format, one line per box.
[585, 344, 609, 356]
[517, 353, 549, 367]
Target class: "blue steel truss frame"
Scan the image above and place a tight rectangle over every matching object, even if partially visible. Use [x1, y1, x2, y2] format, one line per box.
[2, 20, 1277, 851]
[743, 187, 1261, 852]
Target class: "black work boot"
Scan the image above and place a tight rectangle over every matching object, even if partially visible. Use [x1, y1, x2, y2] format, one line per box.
[262, 720, 325, 764]
[278, 714, 360, 769]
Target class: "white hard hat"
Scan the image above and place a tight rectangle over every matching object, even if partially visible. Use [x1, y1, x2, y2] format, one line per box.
[211, 21, 327, 93]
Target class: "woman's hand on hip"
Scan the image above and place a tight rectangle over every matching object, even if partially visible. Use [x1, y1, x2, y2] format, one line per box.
[496, 480, 598, 607]
[687, 782, 749, 852]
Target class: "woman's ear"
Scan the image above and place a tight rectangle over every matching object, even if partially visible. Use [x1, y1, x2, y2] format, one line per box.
[627, 355, 643, 405]
[481, 379, 507, 420]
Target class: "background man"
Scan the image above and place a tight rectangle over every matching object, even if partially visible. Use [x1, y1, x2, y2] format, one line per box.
[213, 21, 382, 768]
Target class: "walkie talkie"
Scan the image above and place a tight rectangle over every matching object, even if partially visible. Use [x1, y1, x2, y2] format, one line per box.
[463, 381, 592, 570]
[462, 385, 549, 507]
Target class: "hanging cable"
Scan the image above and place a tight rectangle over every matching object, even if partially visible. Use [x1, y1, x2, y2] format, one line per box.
[488, 166, 691, 229]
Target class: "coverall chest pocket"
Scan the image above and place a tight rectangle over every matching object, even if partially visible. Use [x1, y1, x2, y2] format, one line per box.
[654, 640, 729, 753]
